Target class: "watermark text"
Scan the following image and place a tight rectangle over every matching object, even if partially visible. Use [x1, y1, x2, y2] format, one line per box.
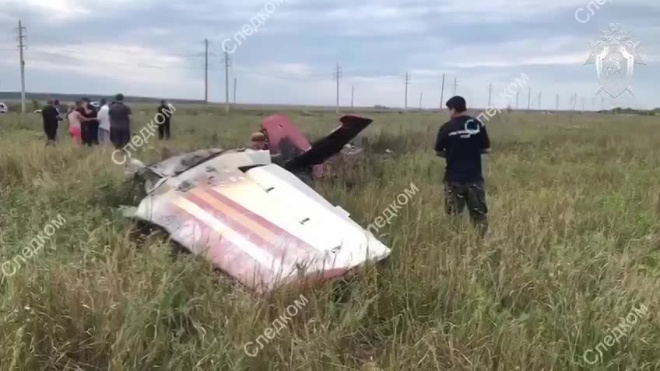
[1, 214, 67, 279]
[244, 294, 309, 357]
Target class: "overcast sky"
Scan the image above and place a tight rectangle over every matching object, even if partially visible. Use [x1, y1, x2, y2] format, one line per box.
[0, 0, 658, 109]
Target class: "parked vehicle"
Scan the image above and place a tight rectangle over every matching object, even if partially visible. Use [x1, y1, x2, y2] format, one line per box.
[0, 102, 8, 114]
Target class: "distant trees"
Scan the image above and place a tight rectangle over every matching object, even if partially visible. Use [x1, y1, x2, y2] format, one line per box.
[609, 107, 659, 116]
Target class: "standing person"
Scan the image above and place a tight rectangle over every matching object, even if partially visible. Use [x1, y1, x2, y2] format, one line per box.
[97, 99, 111, 145]
[157, 100, 172, 140]
[79, 98, 99, 146]
[67, 101, 93, 145]
[435, 96, 491, 237]
[41, 99, 61, 146]
[109, 94, 132, 149]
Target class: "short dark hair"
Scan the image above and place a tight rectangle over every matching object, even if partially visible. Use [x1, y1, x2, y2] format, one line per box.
[446, 96, 467, 113]
[53, 99, 59, 105]
[115, 94, 124, 102]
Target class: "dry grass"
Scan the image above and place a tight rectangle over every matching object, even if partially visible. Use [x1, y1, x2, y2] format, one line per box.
[0, 108, 659, 370]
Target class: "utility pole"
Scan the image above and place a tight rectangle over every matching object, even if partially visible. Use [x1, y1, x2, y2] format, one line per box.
[233, 78, 237, 105]
[17, 20, 26, 114]
[538, 92, 542, 110]
[404, 72, 410, 112]
[351, 85, 355, 109]
[516, 91, 520, 109]
[453, 78, 458, 95]
[419, 91, 423, 110]
[335, 63, 342, 114]
[570, 94, 574, 110]
[224, 51, 231, 113]
[527, 87, 532, 110]
[204, 39, 209, 104]
[440, 73, 446, 108]
[556, 94, 560, 111]
[488, 83, 493, 108]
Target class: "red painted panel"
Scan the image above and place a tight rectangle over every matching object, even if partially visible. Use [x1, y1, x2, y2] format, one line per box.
[262, 114, 312, 155]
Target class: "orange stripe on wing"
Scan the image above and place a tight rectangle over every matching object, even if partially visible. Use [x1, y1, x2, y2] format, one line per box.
[171, 196, 287, 274]
[201, 187, 318, 255]
[191, 188, 285, 247]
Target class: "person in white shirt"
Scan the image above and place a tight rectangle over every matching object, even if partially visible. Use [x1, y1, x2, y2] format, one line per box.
[97, 99, 111, 145]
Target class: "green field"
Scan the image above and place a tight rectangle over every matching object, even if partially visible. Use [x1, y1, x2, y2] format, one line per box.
[0, 108, 659, 370]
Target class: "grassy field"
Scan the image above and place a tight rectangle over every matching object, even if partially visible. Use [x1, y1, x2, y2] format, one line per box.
[0, 107, 659, 371]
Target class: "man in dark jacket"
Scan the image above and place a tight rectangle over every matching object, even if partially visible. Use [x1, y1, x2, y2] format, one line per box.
[157, 100, 173, 140]
[79, 97, 99, 146]
[41, 99, 62, 147]
[435, 96, 491, 236]
[109, 94, 132, 149]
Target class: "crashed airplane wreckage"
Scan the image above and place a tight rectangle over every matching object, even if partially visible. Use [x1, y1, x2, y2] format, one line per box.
[124, 114, 391, 293]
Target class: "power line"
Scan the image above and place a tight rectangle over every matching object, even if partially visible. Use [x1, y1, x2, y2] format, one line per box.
[440, 73, 445, 108]
[204, 39, 209, 104]
[30, 49, 213, 71]
[224, 51, 231, 113]
[28, 30, 209, 60]
[351, 85, 355, 109]
[334, 63, 342, 114]
[404, 72, 410, 112]
[17, 20, 26, 114]
[233, 78, 237, 105]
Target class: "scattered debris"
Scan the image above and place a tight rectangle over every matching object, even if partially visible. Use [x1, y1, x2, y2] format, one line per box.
[123, 114, 390, 293]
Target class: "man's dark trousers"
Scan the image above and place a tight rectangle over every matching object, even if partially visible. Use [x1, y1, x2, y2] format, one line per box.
[43, 121, 58, 141]
[158, 121, 171, 140]
[82, 122, 99, 146]
[111, 128, 131, 149]
[445, 181, 488, 236]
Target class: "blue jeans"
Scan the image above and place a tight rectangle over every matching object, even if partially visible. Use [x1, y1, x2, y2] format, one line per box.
[98, 128, 111, 144]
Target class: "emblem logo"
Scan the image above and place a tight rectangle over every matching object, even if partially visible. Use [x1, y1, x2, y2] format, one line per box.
[585, 23, 645, 98]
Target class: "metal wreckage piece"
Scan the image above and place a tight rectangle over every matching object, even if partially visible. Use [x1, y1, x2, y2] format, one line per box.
[124, 114, 391, 293]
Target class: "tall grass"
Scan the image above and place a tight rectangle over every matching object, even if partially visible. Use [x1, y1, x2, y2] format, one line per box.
[0, 109, 659, 370]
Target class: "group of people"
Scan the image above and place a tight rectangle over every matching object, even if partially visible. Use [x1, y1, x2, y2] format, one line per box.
[41, 95, 173, 149]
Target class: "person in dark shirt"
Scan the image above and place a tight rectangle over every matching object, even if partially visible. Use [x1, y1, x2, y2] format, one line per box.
[79, 97, 99, 146]
[41, 99, 62, 147]
[109, 93, 132, 149]
[157, 100, 172, 140]
[435, 96, 491, 236]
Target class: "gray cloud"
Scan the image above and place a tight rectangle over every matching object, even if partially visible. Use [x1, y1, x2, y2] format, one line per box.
[0, 0, 657, 108]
